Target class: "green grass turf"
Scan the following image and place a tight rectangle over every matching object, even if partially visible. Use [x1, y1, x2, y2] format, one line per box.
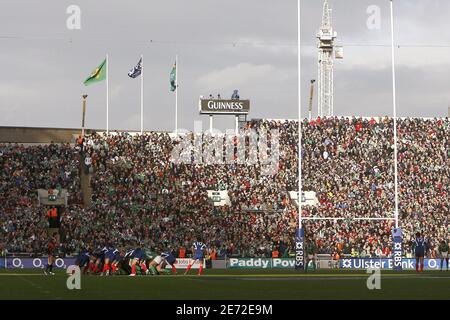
[0, 268, 449, 300]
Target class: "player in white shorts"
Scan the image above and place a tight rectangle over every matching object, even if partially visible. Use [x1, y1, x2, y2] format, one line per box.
[149, 252, 177, 275]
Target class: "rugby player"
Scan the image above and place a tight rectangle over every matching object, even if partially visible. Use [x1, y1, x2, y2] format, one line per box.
[149, 251, 177, 275]
[43, 233, 58, 275]
[305, 237, 318, 272]
[412, 232, 427, 273]
[184, 240, 206, 276]
[128, 247, 149, 276]
[89, 246, 105, 274]
[119, 248, 134, 275]
[438, 240, 449, 271]
[110, 248, 124, 275]
[74, 246, 91, 274]
[100, 245, 118, 276]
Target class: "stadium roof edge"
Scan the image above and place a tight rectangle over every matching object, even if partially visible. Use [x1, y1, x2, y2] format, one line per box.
[0, 126, 174, 143]
[1, 116, 448, 143]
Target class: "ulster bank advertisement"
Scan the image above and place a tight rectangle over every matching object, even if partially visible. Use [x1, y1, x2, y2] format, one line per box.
[228, 258, 443, 270]
[340, 258, 441, 270]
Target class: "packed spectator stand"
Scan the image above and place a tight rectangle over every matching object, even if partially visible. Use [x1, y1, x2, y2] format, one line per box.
[0, 117, 448, 260]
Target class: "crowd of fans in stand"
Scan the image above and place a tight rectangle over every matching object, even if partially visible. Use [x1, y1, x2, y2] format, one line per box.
[0, 143, 81, 255]
[0, 117, 448, 259]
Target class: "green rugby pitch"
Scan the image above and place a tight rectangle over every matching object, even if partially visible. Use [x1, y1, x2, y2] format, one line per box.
[0, 269, 449, 300]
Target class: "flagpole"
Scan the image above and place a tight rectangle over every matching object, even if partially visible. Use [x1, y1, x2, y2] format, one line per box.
[175, 54, 178, 135]
[82, 94, 88, 136]
[141, 54, 144, 134]
[106, 54, 109, 135]
[390, 0, 399, 229]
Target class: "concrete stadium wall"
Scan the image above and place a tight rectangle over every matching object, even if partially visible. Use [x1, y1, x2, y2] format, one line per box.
[2, 116, 446, 143]
[0, 126, 174, 143]
[0, 126, 84, 143]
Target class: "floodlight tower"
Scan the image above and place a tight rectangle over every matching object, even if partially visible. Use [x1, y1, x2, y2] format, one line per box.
[317, 0, 342, 117]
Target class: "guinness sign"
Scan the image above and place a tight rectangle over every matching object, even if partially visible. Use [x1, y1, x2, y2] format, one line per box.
[199, 99, 250, 115]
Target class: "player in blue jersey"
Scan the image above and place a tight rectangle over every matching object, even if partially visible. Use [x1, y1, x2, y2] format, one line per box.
[100, 245, 118, 276]
[149, 251, 177, 275]
[110, 248, 124, 275]
[184, 241, 206, 275]
[412, 232, 428, 273]
[89, 246, 104, 274]
[129, 247, 149, 276]
[161, 251, 177, 274]
[120, 248, 135, 275]
[74, 247, 91, 274]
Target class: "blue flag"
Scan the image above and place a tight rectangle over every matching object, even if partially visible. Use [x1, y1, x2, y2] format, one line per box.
[128, 58, 142, 78]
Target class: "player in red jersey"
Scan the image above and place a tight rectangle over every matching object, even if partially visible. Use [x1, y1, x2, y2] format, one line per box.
[44, 233, 58, 275]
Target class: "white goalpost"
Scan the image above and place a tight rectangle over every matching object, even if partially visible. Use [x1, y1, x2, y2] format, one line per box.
[295, 0, 305, 270]
[295, 0, 403, 271]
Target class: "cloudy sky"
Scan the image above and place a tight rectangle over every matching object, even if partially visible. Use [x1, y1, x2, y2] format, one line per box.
[0, 0, 449, 132]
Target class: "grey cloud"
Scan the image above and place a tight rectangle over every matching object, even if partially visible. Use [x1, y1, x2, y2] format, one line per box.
[0, 0, 449, 132]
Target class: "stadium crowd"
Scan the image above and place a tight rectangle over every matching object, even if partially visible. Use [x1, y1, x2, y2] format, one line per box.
[0, 143, 81, 254]
[0, 117, 448, 259]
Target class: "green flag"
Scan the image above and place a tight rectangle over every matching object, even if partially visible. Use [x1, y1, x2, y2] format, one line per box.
[170, 62, 176, 91]
[84, 58, 107, 86]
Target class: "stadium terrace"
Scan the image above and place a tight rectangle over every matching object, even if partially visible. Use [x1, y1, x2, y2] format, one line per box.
[0, 117, 448, 265]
